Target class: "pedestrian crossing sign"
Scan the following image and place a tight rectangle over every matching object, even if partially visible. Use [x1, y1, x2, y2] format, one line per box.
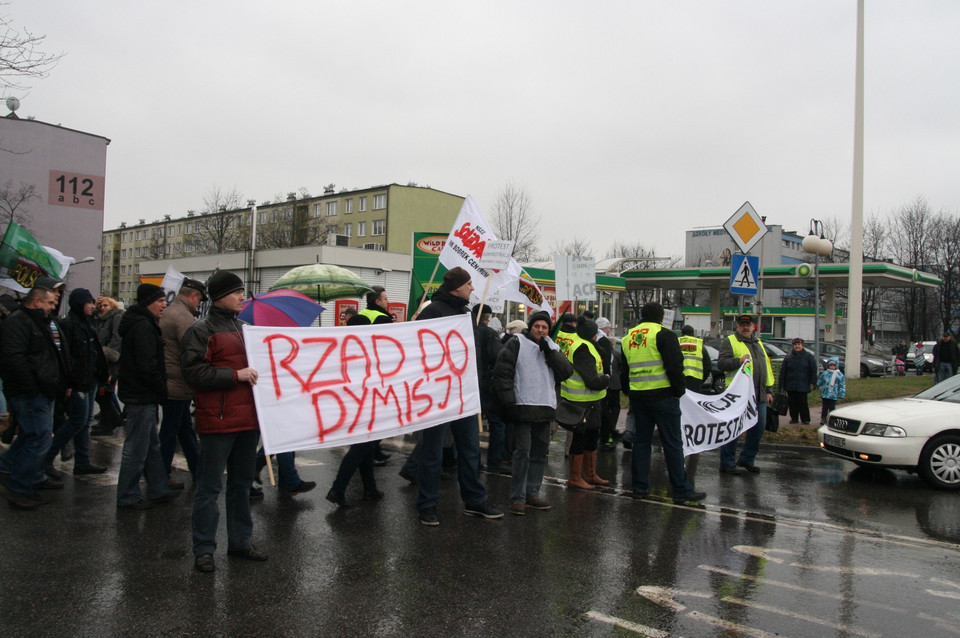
[730, 254, 759, 295]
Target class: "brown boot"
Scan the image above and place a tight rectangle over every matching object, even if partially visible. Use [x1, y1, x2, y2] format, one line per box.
[583, 450, 609, 486]
[567, 454, 594, 490]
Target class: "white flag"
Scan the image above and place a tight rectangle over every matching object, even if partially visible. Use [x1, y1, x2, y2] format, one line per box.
[438, 196, 552, 315]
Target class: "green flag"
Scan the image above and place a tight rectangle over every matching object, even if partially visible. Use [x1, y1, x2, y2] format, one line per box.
[0, 222, 63, 289]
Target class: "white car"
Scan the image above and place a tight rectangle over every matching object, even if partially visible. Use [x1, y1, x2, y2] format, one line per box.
[817, 374, 960, 489]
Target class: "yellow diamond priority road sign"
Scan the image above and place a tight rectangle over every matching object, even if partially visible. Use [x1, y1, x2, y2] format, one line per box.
[723, 201, 767, 254]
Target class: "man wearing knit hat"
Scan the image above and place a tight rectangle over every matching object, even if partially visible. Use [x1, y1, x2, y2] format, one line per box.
[413, 266, 503, 525]
[115, 283, 177, 510]
[182, 271, 267, 572]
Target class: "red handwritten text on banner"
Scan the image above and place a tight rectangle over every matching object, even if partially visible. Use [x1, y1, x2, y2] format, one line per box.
[244, 315, 480, 455]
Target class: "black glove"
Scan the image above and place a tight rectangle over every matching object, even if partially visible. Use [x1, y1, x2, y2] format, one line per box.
[538, 338, 551, 355]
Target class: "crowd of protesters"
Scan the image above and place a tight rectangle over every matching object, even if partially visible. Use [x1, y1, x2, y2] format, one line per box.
[1, 266, 859, 572]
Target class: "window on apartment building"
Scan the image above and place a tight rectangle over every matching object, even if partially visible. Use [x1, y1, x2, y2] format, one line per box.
[363, 243, 384, 251]
[120, 265, 125, 275]
[135, 247, 141, 257]
[357, 221, 366, 237]
[373, 194, 386, 210]
[257, 212, 266, 225]
[344, 199, 353, 214]
[358, 196, 367, 212]
[186, 223, 194, 234]
[282, 230, 292, 243]
[326, 201, 338, 216]
[166, 244, 172, 255]
[343, 223, 352, 238]
[313, 204, 321, 218]
[135, 264, 140, 273]
[372, 220, 385, 236]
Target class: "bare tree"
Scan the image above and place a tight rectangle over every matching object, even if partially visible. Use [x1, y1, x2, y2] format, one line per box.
[547, 237, 594, 258]
[890, 196, 937, 339]
[489, 182, 540, 262]
[0, 10, 64, 91]
[192, 186, 244, 253]
[928, 211, 960, 334]
[0, 179, 37, 228]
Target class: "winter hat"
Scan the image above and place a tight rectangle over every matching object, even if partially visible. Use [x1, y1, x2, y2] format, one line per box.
[558, 312, 577, 330]
[442, 267, 471, 292]
[576, 316, 598, 341]
[68, 288, 95, 314]
[505, 319, 527, 335]
[207, 271, 244, 301]
[471, 303, 493, 319]
[180, 277, 208, 301]
[792, 337, 804, 345]
[136, 283, 165, 307]
[596, 317, 612, 332]
[527, 310, 551, 332]
[35, 276, 64, 291]
[827, 356, 840, 368]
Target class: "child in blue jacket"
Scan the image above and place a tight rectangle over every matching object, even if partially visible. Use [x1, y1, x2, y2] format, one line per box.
[816, 357, 846, 425]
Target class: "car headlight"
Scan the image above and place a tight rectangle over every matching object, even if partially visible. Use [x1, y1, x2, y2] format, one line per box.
[861, 422, 907, 437]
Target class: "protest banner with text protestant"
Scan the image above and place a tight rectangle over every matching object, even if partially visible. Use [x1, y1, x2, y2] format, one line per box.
[679, 362, 757, 456]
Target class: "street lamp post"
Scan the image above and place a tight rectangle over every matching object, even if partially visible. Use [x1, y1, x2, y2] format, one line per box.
[802, 220, 833, 364]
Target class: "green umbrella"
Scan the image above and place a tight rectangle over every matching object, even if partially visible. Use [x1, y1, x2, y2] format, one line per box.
[270, 263, 373, 302]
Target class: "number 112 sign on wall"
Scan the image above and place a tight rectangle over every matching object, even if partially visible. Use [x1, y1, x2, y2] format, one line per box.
[48, 170, 105, 211]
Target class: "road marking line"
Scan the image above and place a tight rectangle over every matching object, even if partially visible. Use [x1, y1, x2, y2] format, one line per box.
[917, 613, 960, 635]
[685, 610, 780, 638]
[722, 596, 880, 638]
[731, 545, 797, 563]
[926, 589, 960, 600]
[698, 565, 907, 613]
[636, 586, 713, 612]
[584, 611, 671, 637]
[931, 577, 960, 590]
[788, 563, 921, 578]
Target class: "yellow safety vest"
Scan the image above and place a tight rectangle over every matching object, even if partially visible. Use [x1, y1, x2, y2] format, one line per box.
[554, 329, 577, 360]
[359, 308, 384, 324]
[724, 334, 774, 388]
[621, 322, 670, 391]
[560, 334, 606, 402]
[678, 335, 705, 380]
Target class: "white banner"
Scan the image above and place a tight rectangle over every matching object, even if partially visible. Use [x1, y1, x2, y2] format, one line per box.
[680, 363, 758, 456]
[554, 255, 596, 301]
[244, 315, 480, 454]
[160, 266, 185, 305]
[438, 196, 552, 316]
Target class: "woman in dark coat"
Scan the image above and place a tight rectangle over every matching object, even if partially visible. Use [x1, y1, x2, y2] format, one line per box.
[780, 337, 818, 424]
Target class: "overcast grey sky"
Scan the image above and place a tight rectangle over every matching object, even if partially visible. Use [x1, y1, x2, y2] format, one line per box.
[6, 1, 960, 259]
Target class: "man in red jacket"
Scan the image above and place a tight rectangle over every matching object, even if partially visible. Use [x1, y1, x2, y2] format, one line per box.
[181, 271, 266, 573]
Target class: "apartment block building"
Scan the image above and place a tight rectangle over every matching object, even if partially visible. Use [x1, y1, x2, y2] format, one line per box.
[101, 184, 464, 302]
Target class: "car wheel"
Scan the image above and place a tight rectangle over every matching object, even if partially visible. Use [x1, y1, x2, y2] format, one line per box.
[860, 363, 870, 378]
[712, 374, 725, 394]
[918, 434, 960, 490]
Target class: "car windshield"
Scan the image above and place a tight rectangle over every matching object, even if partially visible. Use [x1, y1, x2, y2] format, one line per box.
[763, 342, 787, 357]
[915, 374, 960, 403]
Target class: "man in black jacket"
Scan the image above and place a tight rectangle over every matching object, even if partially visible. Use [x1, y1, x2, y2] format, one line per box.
[115, 284, 177, 509]
[414, 267, 503, 526]
[0, 286, 64, 509]
[42, 288, 109, 476]
[472, 303, 506, 470]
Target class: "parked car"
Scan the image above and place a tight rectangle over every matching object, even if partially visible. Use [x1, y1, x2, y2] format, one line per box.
[906, 341, 937, 372]
[766, 339, 890, 377]
[817, 374, 960, 489]
[702, 339, 786, 393]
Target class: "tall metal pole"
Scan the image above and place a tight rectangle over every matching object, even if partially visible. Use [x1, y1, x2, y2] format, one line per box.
[247, 201, 258, 294]
[846, 0, 865, 378]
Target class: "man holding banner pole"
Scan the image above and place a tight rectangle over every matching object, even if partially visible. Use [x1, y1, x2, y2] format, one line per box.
[414, 267, 503, 526]
[717, 314, 774, 475]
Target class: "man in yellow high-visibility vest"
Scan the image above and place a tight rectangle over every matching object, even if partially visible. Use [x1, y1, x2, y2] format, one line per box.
[619, 302, 705, 503]
[716, 314, 774, 475]
[678, 325, 711, 392]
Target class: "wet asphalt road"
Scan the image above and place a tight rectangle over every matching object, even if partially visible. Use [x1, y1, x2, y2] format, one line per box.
[2, 426, 960, 638]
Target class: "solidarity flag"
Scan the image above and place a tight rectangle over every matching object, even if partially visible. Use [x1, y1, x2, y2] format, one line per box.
[437, 196, 552, 316]
[244, 315, 480, 454]
[679, 363, 758, 456]
[0, 222, 67, 292]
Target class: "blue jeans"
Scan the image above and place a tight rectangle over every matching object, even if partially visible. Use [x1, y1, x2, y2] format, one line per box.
[159, 399, 199, 477]
[936, 363, 954, 384]
[482, 393, 507, 468]
[629, 395, 695, 497]
[510, 421, 550, 502]
[193, 429, 259, 556]
[1, 394, 54, 495]
[331, 442, 377, 495]
[116, 404, 170, 506]
[256, 449, 303, 489]
[45, 383, 97, 468]
[720, 400, 767, 468]
[416, 415, 486, 511]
